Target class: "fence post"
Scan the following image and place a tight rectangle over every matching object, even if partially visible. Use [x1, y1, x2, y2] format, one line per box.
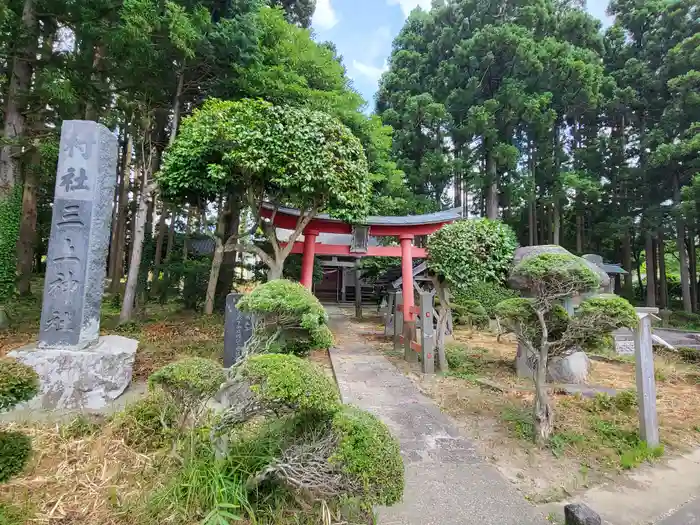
[384, 290, 396, 337]
[634, 307, 660, 447]
[393, 292, 403, 352]
[420, 291, 435, 374]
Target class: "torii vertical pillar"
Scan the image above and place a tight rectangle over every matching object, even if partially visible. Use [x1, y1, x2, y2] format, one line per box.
[300, 230, 318, 289]
[400, 234, 417, 362]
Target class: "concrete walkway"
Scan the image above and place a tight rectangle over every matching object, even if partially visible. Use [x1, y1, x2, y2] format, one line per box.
[328, 314, 546, 525]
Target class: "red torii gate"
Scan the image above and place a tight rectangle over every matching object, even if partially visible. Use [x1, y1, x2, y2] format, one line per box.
[260, 205, 463, 325]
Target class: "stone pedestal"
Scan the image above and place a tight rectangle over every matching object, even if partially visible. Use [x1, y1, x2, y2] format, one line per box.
[8, 335, 137, 410]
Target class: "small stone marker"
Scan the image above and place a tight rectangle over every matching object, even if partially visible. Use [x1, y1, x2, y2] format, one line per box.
[634, 308, 660, 447]
[223, 293, 254, 367]
[9, 120, 137, 411]
[564, 503, 601, 525]
[39, 120, 117, 349]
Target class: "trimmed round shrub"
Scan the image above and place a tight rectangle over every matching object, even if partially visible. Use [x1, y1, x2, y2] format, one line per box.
[451, 300, 489, 328]
[243, 353, 340, 414]
[330, 405, 404, 507]
[238, 279, 334, 356]
[0, 358, 39, 412]
[112, 392, 179, 451]
[252, 405, 404, 513]
[214, 353, 341, 432]
[0, 431, 31, 482]
[427, 219, 517, 287]
[149, 358, 226, 426]
[512, 253, 601, 299]
[453, 280, 519, 317]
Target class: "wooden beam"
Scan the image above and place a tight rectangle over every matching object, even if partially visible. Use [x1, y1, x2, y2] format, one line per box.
[282, 242, 427, 258]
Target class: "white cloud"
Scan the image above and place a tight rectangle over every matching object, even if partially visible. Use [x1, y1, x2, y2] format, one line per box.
[387, 0, 432, 17]
[312, 0, 339, 31]
[352, 59, 389, 82]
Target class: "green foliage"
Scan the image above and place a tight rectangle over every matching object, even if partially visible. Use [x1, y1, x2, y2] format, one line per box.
[454, 281, 519, 317]
[0, 501, 28, 525]
[494, 298, 537, 325]
[330, 406, 404, 507]
[0, 431, 31, 482]
[586, 391, 638, 414]
[112, 392, 179, 452]
[576, 295, 638, 330]
[678, 347, 700, 364]
[238, 280, 333, 356]
[0, 187, 21, 309]
[451, 300, 489, 328]
[591, 419, 663, 469]
[513, 253, 601, 298]
[501, 406, 535, 441]
[427, 219, 517, 287]
[60, 415, 101, 440]
[283, 254, 323, 284]
[149, 358, 225, 425]
[241, 353, 340, 415]
[620, 442, 665, 470]
[159, 98, 371, 224]
[0, 358, 40, 412]
[444, 344, 485, 377]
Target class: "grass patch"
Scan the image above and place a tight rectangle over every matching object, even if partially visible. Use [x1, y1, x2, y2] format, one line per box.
[0, 501, 29, 525]
[501, 406, 535, 441]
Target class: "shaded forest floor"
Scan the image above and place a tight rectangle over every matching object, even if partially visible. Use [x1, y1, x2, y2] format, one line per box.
[352, 315, 700, 504]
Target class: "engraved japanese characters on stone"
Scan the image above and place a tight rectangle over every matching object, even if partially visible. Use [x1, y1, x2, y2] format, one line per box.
[39, 120, 118, 349]
[60, 167, 90, 192]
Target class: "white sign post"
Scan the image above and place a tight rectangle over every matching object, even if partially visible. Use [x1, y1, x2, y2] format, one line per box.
[634, 307, 660, 447]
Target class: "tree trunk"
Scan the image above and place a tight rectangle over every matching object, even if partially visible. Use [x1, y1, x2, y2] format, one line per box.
[576, 211, 583, 253]
[485, 143, 498, 220]
[120, 182, 155, 323]
[533, 355, 553, 444]
[152, 204, 168, 281]
[170, 70, 185, 146]
[528, 198, 535, 246]
[183, 205, 191, 260]
[267, 263, 283, 281]
[16, 142, 39, 295]
[204, 198, 227, 315]
[552, 201, 561, 245]
[216, 197, 242, 302]
[645, 231, 656, 307]
[635, 248, 644, 301]
[658, 229, 668, 309]
[0, 0, 36, 195]
[689, 230, 698, 312]
[674, 174, 693, 313]
[622, 231, 634, 301]
[454, 169, 462, 209]
[108, 137, 127, 281]
[109, 133, 132, 293]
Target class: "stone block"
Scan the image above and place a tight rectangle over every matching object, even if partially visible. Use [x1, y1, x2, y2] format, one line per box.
[8, 335, 137, 410]
[564, 503, 601, 525]
[547, 352, 591, 384]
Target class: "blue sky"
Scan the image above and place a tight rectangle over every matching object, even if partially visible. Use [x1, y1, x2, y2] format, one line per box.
[311, 0, 612, 110]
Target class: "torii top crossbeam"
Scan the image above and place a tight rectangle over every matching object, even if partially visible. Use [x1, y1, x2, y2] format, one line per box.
[261, 204, 463, 324]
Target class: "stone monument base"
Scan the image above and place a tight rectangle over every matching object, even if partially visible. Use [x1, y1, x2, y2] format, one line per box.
[8, 335, 138, 411]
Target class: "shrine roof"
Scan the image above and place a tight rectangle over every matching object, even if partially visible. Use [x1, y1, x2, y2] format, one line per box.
[262, 204, 464, 226]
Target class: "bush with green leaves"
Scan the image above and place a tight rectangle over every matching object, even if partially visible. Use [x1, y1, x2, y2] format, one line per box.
[251, 405, 403, 514]
[453, 280, 519, 318]
[149, 357, 226, 428]
[451, 299, 489, 328]
[0, 358, 39, 412]
[495, 253, 637, 444]
[427, 219, 517, 287]
[237, 279, 334, 356]
[0, 431, 31, 482]
[214, 353, 340, 434]
[112, 391, 179, 451]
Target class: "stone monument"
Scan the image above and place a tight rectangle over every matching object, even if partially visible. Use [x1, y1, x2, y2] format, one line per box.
[223, 293, 254, 367]
[9, 120, 137, 410]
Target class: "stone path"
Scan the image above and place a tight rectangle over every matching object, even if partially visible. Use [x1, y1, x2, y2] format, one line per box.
[328, 313, 546, 525]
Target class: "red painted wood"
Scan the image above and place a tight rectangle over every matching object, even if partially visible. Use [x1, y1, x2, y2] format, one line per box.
[401, 236, 414, 321]
[409, 306, 420, 315]
[283, 242, 427, 258]
[300, 232, 317, 289]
